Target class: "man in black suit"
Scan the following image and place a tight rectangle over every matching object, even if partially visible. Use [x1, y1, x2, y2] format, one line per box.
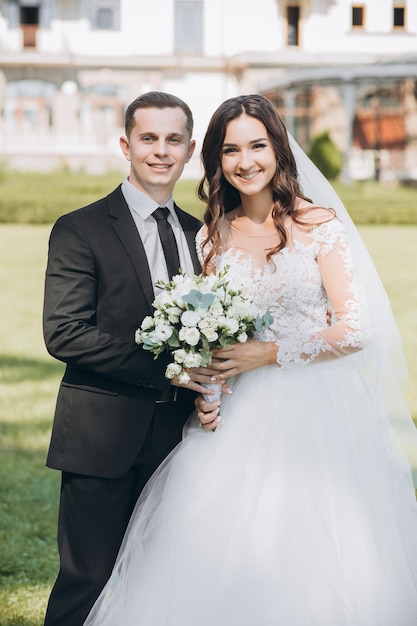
[43, 92, 205, 625]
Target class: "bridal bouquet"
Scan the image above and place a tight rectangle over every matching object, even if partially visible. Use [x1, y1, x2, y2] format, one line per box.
[135, 267, 273, 385]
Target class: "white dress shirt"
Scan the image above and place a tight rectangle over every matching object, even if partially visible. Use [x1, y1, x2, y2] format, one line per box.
[121, 177, 196, 294]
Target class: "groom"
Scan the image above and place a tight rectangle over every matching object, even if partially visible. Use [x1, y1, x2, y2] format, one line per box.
[43, 92, 206, 625]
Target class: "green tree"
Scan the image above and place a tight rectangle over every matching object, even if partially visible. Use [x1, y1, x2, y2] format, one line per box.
[308, 131, 343, 180]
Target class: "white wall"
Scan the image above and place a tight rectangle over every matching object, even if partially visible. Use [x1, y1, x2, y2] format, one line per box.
[1, 0, 416, 56]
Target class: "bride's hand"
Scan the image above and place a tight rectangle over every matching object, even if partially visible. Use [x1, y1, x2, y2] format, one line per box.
[209, 339, 278, 380]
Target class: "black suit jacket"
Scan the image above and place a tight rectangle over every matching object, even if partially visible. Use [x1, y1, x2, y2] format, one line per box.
[43, 185, 202, 478]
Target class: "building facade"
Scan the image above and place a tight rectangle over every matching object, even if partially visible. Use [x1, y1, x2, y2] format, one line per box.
[0, 0, 416, 180]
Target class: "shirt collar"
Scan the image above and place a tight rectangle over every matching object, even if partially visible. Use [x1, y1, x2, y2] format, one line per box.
[121, 176, 175, 220]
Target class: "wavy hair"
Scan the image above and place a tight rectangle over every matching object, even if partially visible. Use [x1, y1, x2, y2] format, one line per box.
[197, 94, 319, 272]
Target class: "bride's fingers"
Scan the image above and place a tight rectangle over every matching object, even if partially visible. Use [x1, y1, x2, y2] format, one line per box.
[204, 360, 238, 380]
[192, 372, 218, 383]
[187, 366, 220, 381]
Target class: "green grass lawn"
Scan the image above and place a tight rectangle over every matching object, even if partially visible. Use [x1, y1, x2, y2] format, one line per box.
[0, 225, 63, 625]
[0, 170, 416, 225]
[1, 223, 416, 624]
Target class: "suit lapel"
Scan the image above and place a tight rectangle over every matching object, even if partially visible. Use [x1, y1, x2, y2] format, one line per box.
[106, 189, 202, 306]
[107, 187, 155, 306]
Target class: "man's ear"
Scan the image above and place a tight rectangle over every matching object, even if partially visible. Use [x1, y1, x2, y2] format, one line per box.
[186, 139, 196, 162]
[119, 135, 130, 161]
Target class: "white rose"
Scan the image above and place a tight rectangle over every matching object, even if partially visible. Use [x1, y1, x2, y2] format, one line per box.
[178, 370, 191, 384]
[173, 281, 195, 300]
[172, 274, 186, 287]
[237, 331, 248, 343]
[215, 315, 227, 328]
[145, 330, 161, 346]
[181, 310, 200, 327]
[173, 349, 187, 363]
[231, 295, 253, 319]
[183, 352, 203, 368]
[209, 315, 222, 328]
[155, 323, 173, 341]
[165, 362, 182, 379]
[134, 329, 143, 344]
[153, 310, 165, 322]
[168, 305, 183, 317]
[209, 303, 224, 318]
[154, 290, 173, 310]
[202, 328, 219, 342]
[141, 315, 155, 330]
[168, 313, 180, 324]
[222, 317, 239, 334]
[179, 326, 200, 346]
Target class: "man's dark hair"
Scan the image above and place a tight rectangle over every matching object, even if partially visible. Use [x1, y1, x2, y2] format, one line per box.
[124, 91, 194, 138]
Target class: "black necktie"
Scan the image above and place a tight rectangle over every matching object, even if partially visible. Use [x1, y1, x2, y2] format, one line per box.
[152, 207, 181, 280]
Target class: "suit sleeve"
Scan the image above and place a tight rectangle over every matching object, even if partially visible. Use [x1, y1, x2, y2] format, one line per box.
[43, 215, 169, 389]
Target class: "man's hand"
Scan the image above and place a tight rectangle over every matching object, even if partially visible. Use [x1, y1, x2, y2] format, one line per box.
[170, 360, 232, 395]
[170, 364, 219, 394]
[195, 394, 221, 431]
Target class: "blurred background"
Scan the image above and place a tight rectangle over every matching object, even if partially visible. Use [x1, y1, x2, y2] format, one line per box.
[0, 0, 416, 184]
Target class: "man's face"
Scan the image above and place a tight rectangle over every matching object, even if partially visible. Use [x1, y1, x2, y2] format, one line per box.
[120, 107, 195, 204]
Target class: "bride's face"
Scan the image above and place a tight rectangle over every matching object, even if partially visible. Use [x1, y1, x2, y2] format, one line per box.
[220, 114, 276, 198]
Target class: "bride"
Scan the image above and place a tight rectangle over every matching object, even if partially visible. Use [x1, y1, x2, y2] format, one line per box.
[84, 95, 417, 625]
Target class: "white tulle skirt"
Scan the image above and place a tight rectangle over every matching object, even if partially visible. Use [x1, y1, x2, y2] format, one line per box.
[85, 357, 417, 626]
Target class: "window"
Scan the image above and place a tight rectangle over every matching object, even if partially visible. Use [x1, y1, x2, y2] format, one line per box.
[352, 5, 365, 28]
[80, 84, 128, 137]
[90, 1, 120, 30]
[6, 80, 56, 99]
[19, 4, 40, 48]
[96, 8, 113, 29]
[393, 5, 405, 29]
[287, 5, 300, 46]
[20, 6, 40, 26]
[3, 80, 56, 134]
[354, 83, 405, 151]
[175, 1, 203, 54]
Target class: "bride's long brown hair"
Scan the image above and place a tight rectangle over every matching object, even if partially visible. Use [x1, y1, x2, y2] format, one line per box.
[198, 94, 325, 273]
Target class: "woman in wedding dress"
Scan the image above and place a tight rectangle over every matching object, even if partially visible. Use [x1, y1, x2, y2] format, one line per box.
[84, 95, 417, 625]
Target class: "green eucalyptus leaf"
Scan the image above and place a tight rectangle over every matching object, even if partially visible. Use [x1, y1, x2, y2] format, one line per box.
[182, 289, 202, 308]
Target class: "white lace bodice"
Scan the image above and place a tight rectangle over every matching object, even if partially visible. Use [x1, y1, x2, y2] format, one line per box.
[196, 216, 367, 369]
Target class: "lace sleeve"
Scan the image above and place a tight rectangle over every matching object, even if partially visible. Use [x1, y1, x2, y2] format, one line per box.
[277, 218, 368, 369]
